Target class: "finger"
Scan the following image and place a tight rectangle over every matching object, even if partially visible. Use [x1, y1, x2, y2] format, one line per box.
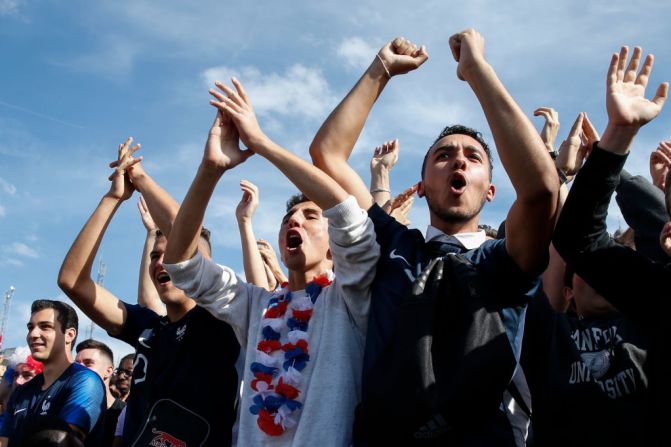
[607, 52, 619, 88]
[449, 34, 461, 62]
[215, 81, 245, 108]
[231, 77, 251, 105]
[139, 195, 148, 212]
[241, 149, 255, 161]
[652, 82, 669, 108]
[616, 46, 628, 82]
[129, 143, 141, 156]
[413, 45, 429, 63]
[209, 88, 227, 102]
[374, 146, 381, 156]
[567, 112, 585, 139]
[109, 160, 120, 168]
[623, 46, 642, 83]
[635, 53, 654, 87]
[654, 151, 671, 165]
[581, 112, 600, 141]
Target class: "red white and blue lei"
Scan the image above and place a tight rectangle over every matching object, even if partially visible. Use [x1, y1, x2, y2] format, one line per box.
[249, 271, 334, 436]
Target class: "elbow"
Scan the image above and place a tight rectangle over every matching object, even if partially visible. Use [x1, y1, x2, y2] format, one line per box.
[308, 143, 326, 169]
[57, 268, 85, 296]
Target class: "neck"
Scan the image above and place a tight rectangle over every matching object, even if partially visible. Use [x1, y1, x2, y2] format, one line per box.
[42, 357, 72, 389]
[166, 298, 196, 322]
[105, 383, 115, 408]
[430, 214, 480, 236]
[287, 263, 330, 291]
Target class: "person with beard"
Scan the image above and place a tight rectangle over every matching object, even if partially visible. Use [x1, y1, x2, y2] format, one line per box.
[309, 30, 557, 445]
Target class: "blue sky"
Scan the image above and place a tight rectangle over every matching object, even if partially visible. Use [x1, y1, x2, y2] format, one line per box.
[1, 0, 670, 360]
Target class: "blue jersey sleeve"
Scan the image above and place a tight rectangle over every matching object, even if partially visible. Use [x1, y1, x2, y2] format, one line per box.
[113, 302, 161, 346]
[59, 368, 106, 433]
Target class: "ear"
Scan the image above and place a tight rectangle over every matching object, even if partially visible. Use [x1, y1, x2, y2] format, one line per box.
[417, 180, 425, 198]
[65, 328, 77, 346]
[486, 183, 496, 202]
[326, 248, 333, 261]
[104, 365, 114, 382]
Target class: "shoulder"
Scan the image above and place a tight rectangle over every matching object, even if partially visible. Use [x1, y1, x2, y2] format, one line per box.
[66, 364, 105, 391]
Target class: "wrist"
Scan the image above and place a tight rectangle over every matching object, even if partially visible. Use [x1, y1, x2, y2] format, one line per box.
[599, 123, 639, 155]
[367, 55, 392, 82]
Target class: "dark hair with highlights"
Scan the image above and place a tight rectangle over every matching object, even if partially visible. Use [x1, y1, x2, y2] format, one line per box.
[286, 193, 310, 212]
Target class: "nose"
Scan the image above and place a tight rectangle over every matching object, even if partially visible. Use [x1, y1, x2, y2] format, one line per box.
[451, 150, 467, 170]
[287, 213, 303, 228]
[27, 326, 40, 339]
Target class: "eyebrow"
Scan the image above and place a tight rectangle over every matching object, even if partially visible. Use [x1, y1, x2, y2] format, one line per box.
[432, 144, 485, 157]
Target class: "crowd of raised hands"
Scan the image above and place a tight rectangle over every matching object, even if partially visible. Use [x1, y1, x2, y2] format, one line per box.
[4, 27, 671, 447]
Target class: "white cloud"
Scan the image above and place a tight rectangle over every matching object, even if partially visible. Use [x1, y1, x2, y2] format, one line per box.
[337, 37, 377, 70]
[0, 0, 20, 16]
[0, 177, 17, 195]
[2, 242, 39, 259]
[202, 64, 337, 120]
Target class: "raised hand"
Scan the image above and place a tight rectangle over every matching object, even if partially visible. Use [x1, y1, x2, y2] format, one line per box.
[235, 180, 259, 224]
[606, 46, 668, 129]
[201, 105, 254, 173]
[370, 139, 399, 172]
[210, 78, 268, 152]
[106, 137, 141, 201]
[650, 141, 671, 190]
[581, 113, 600, 151]
[534, 107, 560, 152]
[449, 28, 487, 81]
[556, 113, 590, 180]
[257, 239, 287, 287]
[137, 195, 157, 232]
[386, 184, 417, 226]
[377, 37, 429, 77]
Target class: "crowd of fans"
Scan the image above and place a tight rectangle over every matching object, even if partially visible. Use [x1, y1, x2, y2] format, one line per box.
[0, 29, 669, 446]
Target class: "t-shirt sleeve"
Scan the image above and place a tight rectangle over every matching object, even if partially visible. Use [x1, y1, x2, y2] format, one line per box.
[473, 239, 540, 306]
[163, 251, 253, 346]
[323, 196, 380, 331]
[60, 370, 106, 434]
[112, 303, 161, 346]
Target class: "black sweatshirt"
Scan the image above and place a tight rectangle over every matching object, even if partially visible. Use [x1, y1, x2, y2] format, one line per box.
[553, 146, 671, 445]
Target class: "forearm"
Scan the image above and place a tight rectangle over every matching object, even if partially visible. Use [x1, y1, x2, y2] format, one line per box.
[164, 165, 220, 264]
[466, 62, 558, 200]
[237, 220, 270, 290]
[554, 146, 627, 263]
[370, 165, 391, 207]
[310, 57, 389, 165]
[58, 195, 121, 293]
[131, 173, 180, 236]
[254, 138, 349, 210]
[137, 230, 166, 314]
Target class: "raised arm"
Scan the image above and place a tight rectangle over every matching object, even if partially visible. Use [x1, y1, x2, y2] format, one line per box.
[58, 138, 141, 335]
[449, 29, 559, 274]
[369, 139, 399, 207]
[257, 239, 287, 288]
[210, 79, 348, 210]
[164, 110, 254, 265]
[136, 196, 166, 315]
[553, 46, 668, 319]
[235, 180, 271, 290]
[309, 38, 428, 209]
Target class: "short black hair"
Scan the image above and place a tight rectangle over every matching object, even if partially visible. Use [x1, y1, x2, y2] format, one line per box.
[31, 300, 79, 347]
[422, 125, 494, 180]
[118, 353, 135, 368]
[286, 193, 310, 213]
[155, 227, 212, 256]
[75, 339, 114, 365]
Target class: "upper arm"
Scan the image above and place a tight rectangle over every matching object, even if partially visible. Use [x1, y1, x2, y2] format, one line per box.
[60, 373, 106, 435]
[0, 436, 8, 447]
[312, 155, 374, 211]
[65, 282, 127, 336]
[505, 195, 554, 275]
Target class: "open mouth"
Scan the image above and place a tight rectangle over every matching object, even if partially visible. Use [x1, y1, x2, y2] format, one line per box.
[156, 272, 171, 285]
[286, 230, 303, 253]
[449, 173, 467, 193]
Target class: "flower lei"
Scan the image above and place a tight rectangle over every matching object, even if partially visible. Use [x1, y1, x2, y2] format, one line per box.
[249, 272, 333, 436]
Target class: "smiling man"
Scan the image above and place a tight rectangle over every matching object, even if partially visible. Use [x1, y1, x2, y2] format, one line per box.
[57, 140, 240, 446]
[0, 300, 106, 447]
